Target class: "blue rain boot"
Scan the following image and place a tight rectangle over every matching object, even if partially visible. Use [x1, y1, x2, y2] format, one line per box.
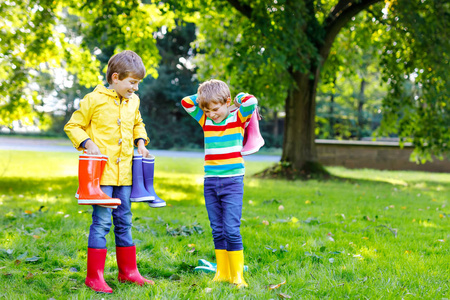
[143, 155, 166, 208]
[130, 155, 154, 202]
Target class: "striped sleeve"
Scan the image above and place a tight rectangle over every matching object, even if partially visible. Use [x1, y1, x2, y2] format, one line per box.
[181, 94, 206, 127]
[235, 93, 258, 123]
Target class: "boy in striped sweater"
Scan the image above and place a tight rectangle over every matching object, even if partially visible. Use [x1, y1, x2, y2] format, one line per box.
[181, 79, 257, 288]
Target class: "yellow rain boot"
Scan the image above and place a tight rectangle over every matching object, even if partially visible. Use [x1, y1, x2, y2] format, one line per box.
[212, 249, 231, 282]
[228, 250, 248, 288]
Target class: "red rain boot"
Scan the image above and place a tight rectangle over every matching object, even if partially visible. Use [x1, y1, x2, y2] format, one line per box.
[77, 154, 121, 206]
[116, 245, 155, 286]
[85, 248, 113, 293]
[241, 107, 265, 156]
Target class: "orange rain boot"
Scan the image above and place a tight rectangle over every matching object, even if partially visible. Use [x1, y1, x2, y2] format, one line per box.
[85, 248, 113, 293]
[77, 154, 121, 206]
[98, 155, 118, 209]
[116, 245, 155, 286]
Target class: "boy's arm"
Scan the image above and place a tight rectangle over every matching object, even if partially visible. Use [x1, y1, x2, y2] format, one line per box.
[133, 97, 150, 148]
[234, 92, 258, 123]
[181, 94, 207, 127]
[64, 95, 95, 151]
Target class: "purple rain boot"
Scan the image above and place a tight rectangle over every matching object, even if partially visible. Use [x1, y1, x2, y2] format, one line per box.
[142, 155, 166, 208]
[130, 155, 154, 202]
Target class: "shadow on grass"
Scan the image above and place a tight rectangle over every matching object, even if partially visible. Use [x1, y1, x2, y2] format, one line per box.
[328, 172, 450, 191]
[0, 176, 79, 200]
[250, 165, 450, 192]
[0, 175, 206, 208]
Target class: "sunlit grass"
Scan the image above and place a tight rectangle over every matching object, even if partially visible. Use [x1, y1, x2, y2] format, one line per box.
[0, 150, 450, 299]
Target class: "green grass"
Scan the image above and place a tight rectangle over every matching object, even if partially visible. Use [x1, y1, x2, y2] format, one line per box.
[0, 150, 449, 299]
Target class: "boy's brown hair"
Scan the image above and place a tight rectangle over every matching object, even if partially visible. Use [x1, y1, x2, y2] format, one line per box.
[197, 79, 231, 110]
[106, 50, 146, 84]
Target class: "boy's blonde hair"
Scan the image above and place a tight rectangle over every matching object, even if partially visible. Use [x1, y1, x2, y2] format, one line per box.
[197, 79, 231, 109]
[106, 50, 146, 84]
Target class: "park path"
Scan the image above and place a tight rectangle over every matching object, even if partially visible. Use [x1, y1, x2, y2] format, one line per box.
[0, 136, 280, 162]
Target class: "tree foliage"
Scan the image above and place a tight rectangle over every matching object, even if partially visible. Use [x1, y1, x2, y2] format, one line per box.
[170, 0, 450, 172]
[0, 0, 175, 130]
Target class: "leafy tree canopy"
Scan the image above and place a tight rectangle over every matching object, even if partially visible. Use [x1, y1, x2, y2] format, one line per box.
[0, 0, 175, 129]
[169, 0, 450, 163]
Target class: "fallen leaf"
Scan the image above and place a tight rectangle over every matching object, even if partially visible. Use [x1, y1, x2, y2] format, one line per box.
[362, 237, 369, 240]
[32, 235, 40, 239]
[268, 280, 286, 290]
[24, 210, 33, 214]
[305, 200, 311, 204]
[278, 292, 292, 299]
[404, 250, 411, 254]
[26, 256, 41, 262]
[25, 272, 34, 279]
[169, 274, 181, 281]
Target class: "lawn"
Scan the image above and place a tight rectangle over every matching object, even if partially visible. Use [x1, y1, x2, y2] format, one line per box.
[0, 150, 449, 299]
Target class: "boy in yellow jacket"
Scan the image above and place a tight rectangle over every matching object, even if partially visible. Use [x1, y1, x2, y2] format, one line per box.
[64, 50, 153, 293]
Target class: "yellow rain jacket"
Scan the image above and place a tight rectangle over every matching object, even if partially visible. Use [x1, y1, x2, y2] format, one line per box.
[64, 85, 149, 186]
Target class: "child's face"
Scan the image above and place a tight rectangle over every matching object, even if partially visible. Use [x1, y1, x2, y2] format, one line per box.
[203, 98, 231, 123]
[110, 73, 141, 99]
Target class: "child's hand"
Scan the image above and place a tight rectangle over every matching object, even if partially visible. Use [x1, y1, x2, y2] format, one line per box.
[85, 140, 101, 155]
[234, 92, 245, 107]
[137, 140, 149, 157]
[229, 104, 238, 112]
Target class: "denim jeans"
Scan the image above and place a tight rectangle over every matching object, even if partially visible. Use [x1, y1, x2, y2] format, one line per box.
[87, 185, 134, 249]
[204, 175, 244, 251]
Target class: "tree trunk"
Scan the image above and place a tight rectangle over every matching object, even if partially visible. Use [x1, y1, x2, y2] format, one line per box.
[329, 77, 336, 138]
[273, 110, 278, 140]
[357, 78, 366, 139]
[281, 69, 321, 171]
[252, 0, 383, 179]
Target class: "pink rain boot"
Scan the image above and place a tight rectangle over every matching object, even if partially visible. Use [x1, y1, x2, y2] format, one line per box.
[241, 107, 265, 156]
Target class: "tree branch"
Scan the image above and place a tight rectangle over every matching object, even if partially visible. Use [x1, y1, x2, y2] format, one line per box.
[320, 0, 383, 61]
[225, 0, 252, 19]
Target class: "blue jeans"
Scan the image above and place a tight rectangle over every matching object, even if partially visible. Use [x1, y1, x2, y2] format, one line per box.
[87, 186, 134, 249]
[204, 176, 244, 251]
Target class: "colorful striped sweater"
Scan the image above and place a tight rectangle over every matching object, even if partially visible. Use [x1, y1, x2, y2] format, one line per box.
[181, 93, 258, 177]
